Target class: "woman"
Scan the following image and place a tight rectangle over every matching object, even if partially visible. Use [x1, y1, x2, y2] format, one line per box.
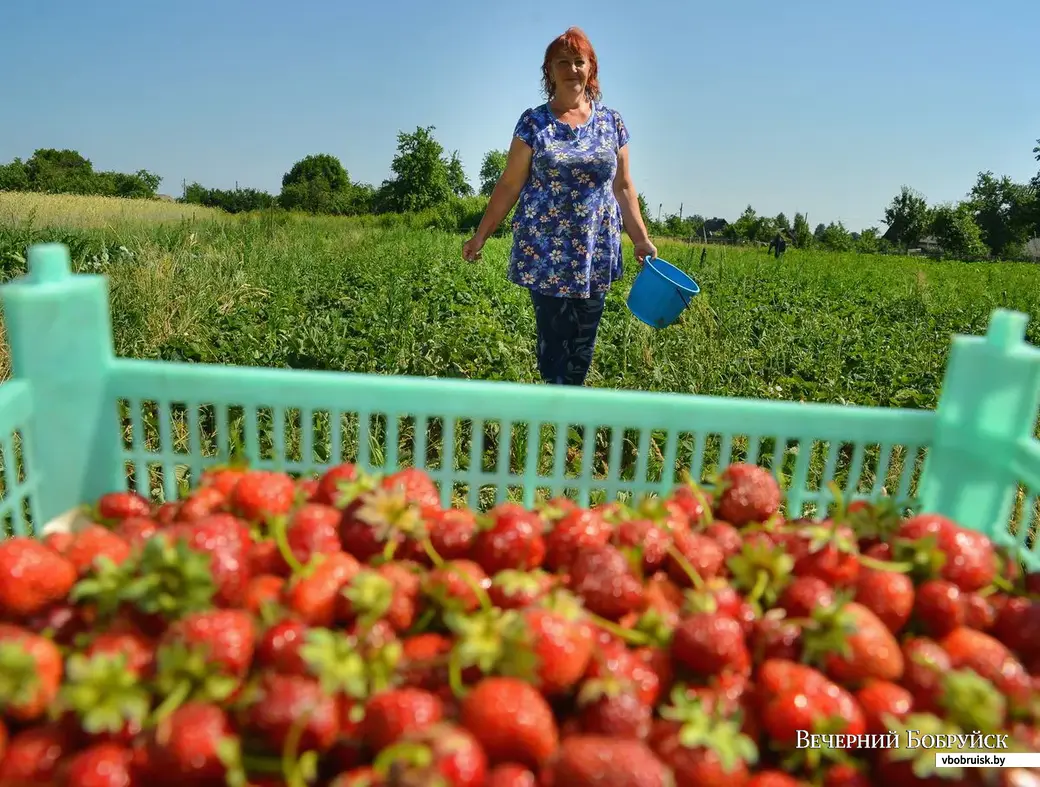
[462, 27, 656, 386]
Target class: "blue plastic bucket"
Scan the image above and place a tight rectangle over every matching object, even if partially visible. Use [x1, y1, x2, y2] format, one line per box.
[626, 256, 700, 329]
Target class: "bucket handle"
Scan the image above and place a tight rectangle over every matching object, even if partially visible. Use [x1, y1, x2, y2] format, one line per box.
[643, 255, 693, 309]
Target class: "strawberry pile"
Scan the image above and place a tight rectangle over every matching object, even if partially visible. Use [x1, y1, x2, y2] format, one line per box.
[0, 461, 1037, 787]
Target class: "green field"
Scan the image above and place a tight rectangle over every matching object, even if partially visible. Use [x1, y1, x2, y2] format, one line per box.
[1, 192, 1039, 529]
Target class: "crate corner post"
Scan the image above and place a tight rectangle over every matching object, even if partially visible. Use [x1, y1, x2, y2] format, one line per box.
[916, 309, 1040, 543]
[0, 242, 124, 525]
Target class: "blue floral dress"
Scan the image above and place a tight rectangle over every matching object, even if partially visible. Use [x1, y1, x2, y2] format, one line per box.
[509, 102, 630, 300]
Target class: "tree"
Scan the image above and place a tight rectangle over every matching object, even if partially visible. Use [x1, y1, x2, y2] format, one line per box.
[479, 150, 508, 196]
[883, 186, 930, 250]
[0, 158, 31, 191]
[446, 151, 472, 198]
[278, 153, 352, 214]
[791, 212, 813, 248]
[24, 148, 96, 194]
[377, 126, 454, 213]
[813, 223, 828, 244]
[856, 228, 881, 254]
[819, 221, 853, 251]
[929, 202, 988, 260]
[965, 171, 1035, 258]
[774, 212, 791, 233]
[637, 193, 650, 227]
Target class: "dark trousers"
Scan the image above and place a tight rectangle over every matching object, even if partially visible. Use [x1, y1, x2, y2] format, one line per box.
[529, 290, 607, 386]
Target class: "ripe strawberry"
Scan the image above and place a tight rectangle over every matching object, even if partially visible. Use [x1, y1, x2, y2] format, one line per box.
[0, 724, 74, 784]
[339, 485, 426, 563]
[381, 467, 441, 509]
[749, 611, 802, 662]
[855, 679, 913, 735]
[545, 736, 672, 787]
[991, 596, 1040, 663]
[520, 607, 595, 695]
[384, 722, 488, 787]
[60, 742, 134, 787]
[761, 682, 866, 749]
[283, 550, 361, 626]
[340, 562, 420, 633]
[574, 678, 652, 740]
[487, 764, 537, 787]
[361, 688, 444, 753]
[422, 560, 490, 614]
[671, 611, 751, 677]
[913, 579, 965, 639]
[666, 529, 725, 588]
[962, 592, 995, 631]
[472, 503, 546, 575]
[0, 537, 78, 619]
[790, 523, 861, 587]
[611, 517, 675, 573]
[459, 677, 559, 769]
[822, 763, 871, 787]
[714, 462, 781, 526]
[939, 627, 1033, 710]
[199, 466, 247, 495]
[746, 772, 802, 787]
[245, 672, 340, 752]
[704, 521, 743, 556]
[804, 600, 904, 683]
[59, 524, 133, 577]
[175, 486, 227, 522]
[115, 516, 160, 547]
[778, 576, 835, 619]
[255, 619, 310, 675]
[651, 713, 756, 787]
[141, 702, 235, 786]
[854, 566, 914, 634]
[96, 490, 152, 522]
[424, 507, 478, 561]
[229, 469, 297, 521]
[158, 608, 256, 684]
[243, 573, 284, 615]
[543, 508, 611, 572]
[568, 544, 644, 621]
[488, 569, 554, 610]
[277, 502, 343, 572]
[310, 462, 364, 505]
[933, 526, 997, 592]
[669, 482, 714, 527]
[400, 633, 454, 690]
[899, 637, 952, 714]
[87, 630, 157, 677]
[329, 767, 380, 787]
[0, 623, 63, 721]
[165, 513, 252, 607]
[584, 640, 662, 707]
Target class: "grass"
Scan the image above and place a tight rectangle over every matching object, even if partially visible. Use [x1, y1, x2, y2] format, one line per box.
[0, 192, 1037, 554]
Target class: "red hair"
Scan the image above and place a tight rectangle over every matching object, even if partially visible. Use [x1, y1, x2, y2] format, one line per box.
[541, 27, 601, 102]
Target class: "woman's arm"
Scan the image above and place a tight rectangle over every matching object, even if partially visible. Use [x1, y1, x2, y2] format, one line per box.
[612, 145, 652, 246]
[472, 137, 533, 243]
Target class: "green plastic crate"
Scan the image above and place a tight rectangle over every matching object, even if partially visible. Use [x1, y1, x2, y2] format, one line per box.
[1, 242, 1039, 570]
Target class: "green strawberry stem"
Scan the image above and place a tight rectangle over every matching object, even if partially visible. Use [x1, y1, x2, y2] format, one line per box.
[372, 741, 433, 776]
[447, 647, 467, 700]
[281, 713, 315, 787]
[0, 643, 40, 710]
[150, 678, 193, 726]
[858, 554, 914, 574]
[748, 570, 770, 605]
[239, 755, 284, 774]
[584, 612, 650, 647]
[446, 564, 493, 613]
[421, 538, 444, 568]
[666, 544, 705, 590]
[381, 540, 398, 562]
[269, 515, 304, 575]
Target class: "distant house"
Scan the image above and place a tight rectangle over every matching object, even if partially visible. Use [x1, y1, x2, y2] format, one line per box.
[881, 224, 942, 254]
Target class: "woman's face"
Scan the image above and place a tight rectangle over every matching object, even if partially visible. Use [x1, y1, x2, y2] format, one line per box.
[549, 47, 589, 99]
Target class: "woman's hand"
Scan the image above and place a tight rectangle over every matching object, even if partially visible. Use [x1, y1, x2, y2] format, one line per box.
[633, 240, 657, 265]
[462, 235, 485, 262]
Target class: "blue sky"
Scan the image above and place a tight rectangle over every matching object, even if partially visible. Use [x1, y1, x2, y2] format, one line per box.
[2, 0, 1038, 232]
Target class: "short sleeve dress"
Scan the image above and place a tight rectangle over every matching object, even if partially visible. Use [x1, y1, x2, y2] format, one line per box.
[509, 102, 631, 300]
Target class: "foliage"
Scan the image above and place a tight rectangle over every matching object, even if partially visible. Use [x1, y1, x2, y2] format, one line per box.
[883, 186, 931, 250]
[0, 149, 161, 200]
[479, 150, 508, 196]
[181, 183, 276, 214]
[929, 203, 988, 260]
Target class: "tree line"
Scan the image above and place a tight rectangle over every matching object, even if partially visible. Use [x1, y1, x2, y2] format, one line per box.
[2, 131, 1038, 260]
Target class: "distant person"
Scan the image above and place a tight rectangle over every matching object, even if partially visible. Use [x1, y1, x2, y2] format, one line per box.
[462, 27, 656, 386]
[768, 232, 787, 259]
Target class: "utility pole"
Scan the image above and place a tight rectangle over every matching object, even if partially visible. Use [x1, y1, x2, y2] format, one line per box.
[657, 203, 662, 222]
[679, 203, 683, 221]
